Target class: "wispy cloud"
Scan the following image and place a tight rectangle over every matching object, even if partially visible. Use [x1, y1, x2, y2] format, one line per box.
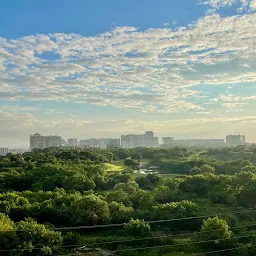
[201, 0, 256, 11]
[0, 12, 255, 114]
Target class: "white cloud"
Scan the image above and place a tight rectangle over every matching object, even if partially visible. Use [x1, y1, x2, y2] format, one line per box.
[201, 0, 256, 11]
[210, 93, 256, 111]
[0, 12, 255, 114]
[201, 0, 237, 9]
[0, 105, 39, 112]
[249, 0, 256, 9]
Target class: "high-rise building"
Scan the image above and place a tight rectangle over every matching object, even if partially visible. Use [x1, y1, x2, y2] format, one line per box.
[226, 134, 246, 145]
[0, 148, 9, 156]
[79, 138, 120, 148]
[30, 133, 43, 150]
[106, 138, 121, 148]
[162, 137, 174, 145]
[144, 131, 159, 147]
[61, 139, 68, 147]
[67, 138, 78, 147]
[30, 133, 62, 150]
[79, 138, 105, 148]
[121, 131, 158, 148]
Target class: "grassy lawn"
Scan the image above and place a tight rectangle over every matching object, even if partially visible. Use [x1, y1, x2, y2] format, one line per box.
[105, 159, 151, 173]
[104, 161, 126, 172]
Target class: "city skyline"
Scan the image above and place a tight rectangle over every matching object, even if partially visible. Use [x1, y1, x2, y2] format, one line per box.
[0, 0, 256, 147]
[8, 131, 250, 149]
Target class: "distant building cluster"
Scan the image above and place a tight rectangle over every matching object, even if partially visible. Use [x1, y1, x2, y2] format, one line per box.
[67, 138, 78, 148]
[121, 131, 159, 148]
[30, 133, 62, 150]
[165, 139, 225, 147]
[226, 134, 246, 145]
[0, 148, 9, 156]
[25, 131, 247, 151]
[162, 137, 174, 145]
[79, 138, 120, 148]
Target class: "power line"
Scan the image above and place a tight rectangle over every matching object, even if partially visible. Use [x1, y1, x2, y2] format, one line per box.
[51, 207, 256, 231]
[1, 207, 256, 233]
[67, 243, 256, 256]
[49, 223, 256, 248]
[193, 244, 256, 255]
[0, 223, 255, 249]
[56, 245, 256, 256]
[113, 233, 256, 253]
[0, 233, 255, 253]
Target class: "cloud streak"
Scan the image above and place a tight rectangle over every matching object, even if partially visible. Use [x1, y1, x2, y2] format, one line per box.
[0, 12, 255, 114]
[201, 0, 256, 11]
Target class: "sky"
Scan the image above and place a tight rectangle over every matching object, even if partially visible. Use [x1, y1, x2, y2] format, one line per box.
[0, 0, 256, 148]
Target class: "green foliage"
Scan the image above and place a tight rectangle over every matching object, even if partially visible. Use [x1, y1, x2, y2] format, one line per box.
[108, 202, 134, 223]
[237, 179, 256, 207]
[200, 217, 232, 241]
[0, 147, 255, 255]
[136, 174, 162, 189]
[199, 217, 233, 252]
[62, 232, 84, 247]
[200, 164, 215, 173]
[124, 159, 139, 169]
[70, 194, 110, 225]
[0, 215, 62, 256]
[124, 219, 151, 237]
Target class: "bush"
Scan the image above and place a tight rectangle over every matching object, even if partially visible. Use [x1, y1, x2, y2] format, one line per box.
[124, 219, 151, 237]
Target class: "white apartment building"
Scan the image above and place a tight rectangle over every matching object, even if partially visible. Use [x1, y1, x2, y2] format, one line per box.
[30, 133, 62, 150]
[67, 138, 78, 147]
[0, 148, 9, 156]
[121, 131, 159, 148]
[226, 134, 246, 145]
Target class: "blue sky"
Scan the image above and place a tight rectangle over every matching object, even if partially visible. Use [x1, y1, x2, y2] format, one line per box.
[0, 0, 256, 147]
[0, 0, 208, 37]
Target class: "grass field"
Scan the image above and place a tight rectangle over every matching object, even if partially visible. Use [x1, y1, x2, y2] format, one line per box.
[104, 160, 126, 172]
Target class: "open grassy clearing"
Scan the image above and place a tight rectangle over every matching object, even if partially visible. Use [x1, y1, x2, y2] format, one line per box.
[104, 161, 126, 172]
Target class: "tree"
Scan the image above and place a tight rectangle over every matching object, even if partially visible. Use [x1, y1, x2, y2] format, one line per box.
[70, 195, 110, 225]
[124, 159, 139, 169]
[200, 217, 232, 250]
[136, 174, 161, 190]
[105, 189, 132, 206]
[0, 216, 62, 256]
[200, 164, 215, 173]
[179, 174, 216, 197]
[124, 219, 151, 237]
[109, 202, 133, 223]
[113, 181, 139, 194]
[189, 166, 202, 175]
[152, 200, 198, 220]
[237, 179, 256, 207]
[0, 213, 16, 248]
[62, 232, 84, 247]
[0, 192, 30, 221]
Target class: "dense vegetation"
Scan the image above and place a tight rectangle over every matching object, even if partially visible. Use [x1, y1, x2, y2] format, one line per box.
[0, 145, 256, 255]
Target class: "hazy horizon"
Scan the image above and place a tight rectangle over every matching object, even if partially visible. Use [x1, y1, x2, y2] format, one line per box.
[1, 0, 256, 148]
